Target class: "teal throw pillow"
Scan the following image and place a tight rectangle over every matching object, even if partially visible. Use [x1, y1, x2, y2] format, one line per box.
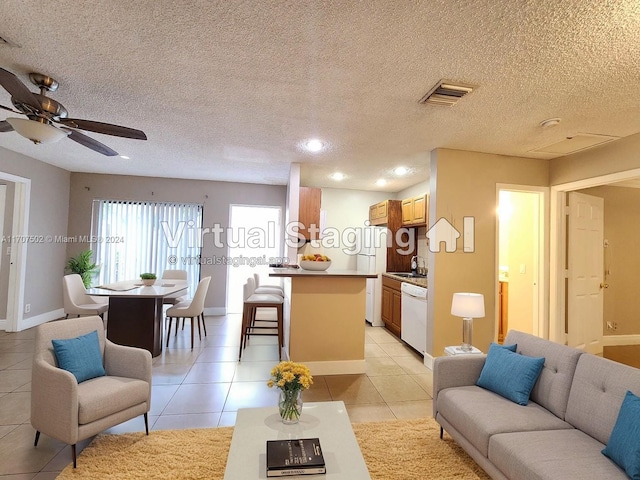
[476, 343, 545, 405]
[495, 342, 517, 352]
[602, 391, 640, 479]
[52, 330, 105, 383]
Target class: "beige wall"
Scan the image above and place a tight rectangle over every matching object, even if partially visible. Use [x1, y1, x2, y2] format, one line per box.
[579, 185, 640, 336]
[428, 149, 549, 357]
[68, 173, 286, 310]
[0, 147, 70, 320]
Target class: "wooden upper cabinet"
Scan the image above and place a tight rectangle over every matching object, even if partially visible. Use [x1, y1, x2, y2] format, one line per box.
[401, 194, 428, 227]
[298, 187, 322, 240]
[368, 200, 394, 226]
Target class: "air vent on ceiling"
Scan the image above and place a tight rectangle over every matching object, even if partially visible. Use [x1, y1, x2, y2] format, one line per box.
[419, 80, 476, 107]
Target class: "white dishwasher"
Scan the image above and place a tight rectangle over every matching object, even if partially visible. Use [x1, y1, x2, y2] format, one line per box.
[400, 282, 428, 355]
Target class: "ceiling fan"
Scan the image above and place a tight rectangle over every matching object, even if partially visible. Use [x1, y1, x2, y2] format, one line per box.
[0, 67, 146, 156]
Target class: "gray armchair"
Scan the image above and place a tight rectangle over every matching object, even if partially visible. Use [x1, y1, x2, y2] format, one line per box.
[31, 316, 152, 467]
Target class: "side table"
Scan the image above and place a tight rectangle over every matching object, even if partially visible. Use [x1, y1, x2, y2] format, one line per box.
[445, 345, 483, 356]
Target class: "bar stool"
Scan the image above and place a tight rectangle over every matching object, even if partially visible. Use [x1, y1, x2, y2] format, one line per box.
[253, 273, 284, 296]
[239, 279, 283, 360]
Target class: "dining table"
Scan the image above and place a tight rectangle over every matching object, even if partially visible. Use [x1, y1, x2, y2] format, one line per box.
[87, 280, 188, 357]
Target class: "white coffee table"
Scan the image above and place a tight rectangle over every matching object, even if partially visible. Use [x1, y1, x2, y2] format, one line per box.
[224, 400, 371, 479]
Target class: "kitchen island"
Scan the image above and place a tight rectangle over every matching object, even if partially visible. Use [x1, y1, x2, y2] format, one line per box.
[269, 268, 377, 375]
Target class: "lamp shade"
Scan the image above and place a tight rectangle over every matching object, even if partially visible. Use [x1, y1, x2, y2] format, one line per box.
[451, 292, 485, 318]
[6, 117, 69, 144]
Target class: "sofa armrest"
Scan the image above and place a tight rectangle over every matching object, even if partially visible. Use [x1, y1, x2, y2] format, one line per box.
[104, 340, 152, 385]
[433, 355, 486, 418]
[30, 354, 79, 444]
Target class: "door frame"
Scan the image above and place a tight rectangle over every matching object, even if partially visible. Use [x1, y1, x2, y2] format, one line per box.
[549, 167, 640, 344]
[495, 184, 549, 340]
[0, 172, 31, 332]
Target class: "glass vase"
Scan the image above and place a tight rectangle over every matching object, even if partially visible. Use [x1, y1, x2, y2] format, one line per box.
[278, 389, 303, 424]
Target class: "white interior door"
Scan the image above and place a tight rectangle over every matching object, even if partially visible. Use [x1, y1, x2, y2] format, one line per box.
[567, 192, 604, 353]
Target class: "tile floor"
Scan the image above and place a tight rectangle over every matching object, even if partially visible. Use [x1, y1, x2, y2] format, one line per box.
[0, 313, 433, 478]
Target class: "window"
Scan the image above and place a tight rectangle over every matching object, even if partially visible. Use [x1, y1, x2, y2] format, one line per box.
[91, 200, 203, 295]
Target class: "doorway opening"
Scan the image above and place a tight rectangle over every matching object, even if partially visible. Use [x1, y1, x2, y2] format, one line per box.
[227, 205, 282, 314]
[0, 172, 30, 332]
[496, 185, 548, 341]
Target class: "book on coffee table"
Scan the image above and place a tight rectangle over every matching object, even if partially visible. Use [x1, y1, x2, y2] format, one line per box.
[266, 437, 326, 477]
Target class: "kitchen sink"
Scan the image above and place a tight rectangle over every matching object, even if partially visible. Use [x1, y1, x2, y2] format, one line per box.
[387, 272, 426, 278]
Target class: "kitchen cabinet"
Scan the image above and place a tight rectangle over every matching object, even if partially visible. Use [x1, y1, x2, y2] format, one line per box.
[367, 200, 415, 272]
[369, 200, 398, 226]
[402, 194, 428, 226]
[299, 187, 322, 241]
[381, 275, 402, 337]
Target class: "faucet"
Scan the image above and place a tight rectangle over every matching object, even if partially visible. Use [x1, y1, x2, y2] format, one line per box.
[417, 256, 426, 276]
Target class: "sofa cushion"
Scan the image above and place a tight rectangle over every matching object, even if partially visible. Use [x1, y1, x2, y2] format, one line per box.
[489, 429, 628, 480]
[52, 330, 106, 383]
[77, 376, 149, 425]
[566, 354, 640, 445]
[477, 343, 545, 405]
[437, 385, 573, 457]
[505, 330, 583, 419]
[602, 390, 640, 479]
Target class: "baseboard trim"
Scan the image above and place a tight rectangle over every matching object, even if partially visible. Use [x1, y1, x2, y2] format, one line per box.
[204, 307, 226, 316]
[19, 308, 65, 331]
[0, 318, 6, 330]
[303, 360, 366, 376]
[423, 353, 434, 370]
[602, 334, 640, 347]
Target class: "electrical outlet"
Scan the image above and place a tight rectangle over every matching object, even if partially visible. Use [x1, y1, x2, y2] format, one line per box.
[606, 321, 618, 331]
[24, 304, 30, 313]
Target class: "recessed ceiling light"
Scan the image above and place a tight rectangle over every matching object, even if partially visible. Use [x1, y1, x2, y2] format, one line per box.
[303, 138, 324, 153]
[394, 166, 409, 176]
[330, 172, 345, 181]
[120, 155, 130, 159]
[376, 179, 387, 186]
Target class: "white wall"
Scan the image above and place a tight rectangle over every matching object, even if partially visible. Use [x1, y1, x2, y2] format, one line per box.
[318, 188, 391, 269]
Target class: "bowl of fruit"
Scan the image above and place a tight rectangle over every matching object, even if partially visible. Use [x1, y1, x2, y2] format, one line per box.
[300, 254, 332, 271]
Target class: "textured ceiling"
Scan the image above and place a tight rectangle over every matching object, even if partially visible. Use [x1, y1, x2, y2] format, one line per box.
[0, 0, 639, 192]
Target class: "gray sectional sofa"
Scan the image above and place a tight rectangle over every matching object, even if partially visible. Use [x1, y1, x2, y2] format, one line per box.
[433, 330, 640, 480]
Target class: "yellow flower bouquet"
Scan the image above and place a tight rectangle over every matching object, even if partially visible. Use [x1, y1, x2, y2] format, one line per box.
[267, 361, 313, 423]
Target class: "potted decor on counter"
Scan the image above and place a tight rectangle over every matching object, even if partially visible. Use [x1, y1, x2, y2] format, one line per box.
[140, 272, 157, 286]
[66, 249, 100, 288]
[267, 361, 313, 424]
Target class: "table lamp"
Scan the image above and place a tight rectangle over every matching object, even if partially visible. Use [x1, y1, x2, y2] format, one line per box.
[451, 293, 485, 352]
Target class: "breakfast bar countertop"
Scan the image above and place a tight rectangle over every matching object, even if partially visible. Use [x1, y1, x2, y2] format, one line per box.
[270, 268, 377, 278]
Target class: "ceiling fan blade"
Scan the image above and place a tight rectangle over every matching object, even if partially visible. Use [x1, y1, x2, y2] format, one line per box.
[0, 120, 13, 133]
[0, 103, 21, 114]
[58, 118, 147, 140]
[0, 68, 42, 111]
[63, 128, 119, 156]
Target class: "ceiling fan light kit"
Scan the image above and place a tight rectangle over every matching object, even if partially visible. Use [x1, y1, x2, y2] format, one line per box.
[6, 117, 69, 144]
[0, 67, 147, 155]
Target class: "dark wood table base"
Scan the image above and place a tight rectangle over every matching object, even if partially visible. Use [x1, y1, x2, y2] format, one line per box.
[106, 296, 164, 357]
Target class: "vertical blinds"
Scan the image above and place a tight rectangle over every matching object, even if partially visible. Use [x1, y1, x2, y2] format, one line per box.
[91, 200, 203, 295]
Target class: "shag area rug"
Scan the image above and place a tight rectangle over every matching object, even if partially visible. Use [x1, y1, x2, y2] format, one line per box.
[57, 417, 490, 479]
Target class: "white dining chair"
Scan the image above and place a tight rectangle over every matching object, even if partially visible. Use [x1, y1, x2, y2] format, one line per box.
[62, 274, 109, 319]
[161, 269, 188, 306]
[165, 276, 211, 349]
